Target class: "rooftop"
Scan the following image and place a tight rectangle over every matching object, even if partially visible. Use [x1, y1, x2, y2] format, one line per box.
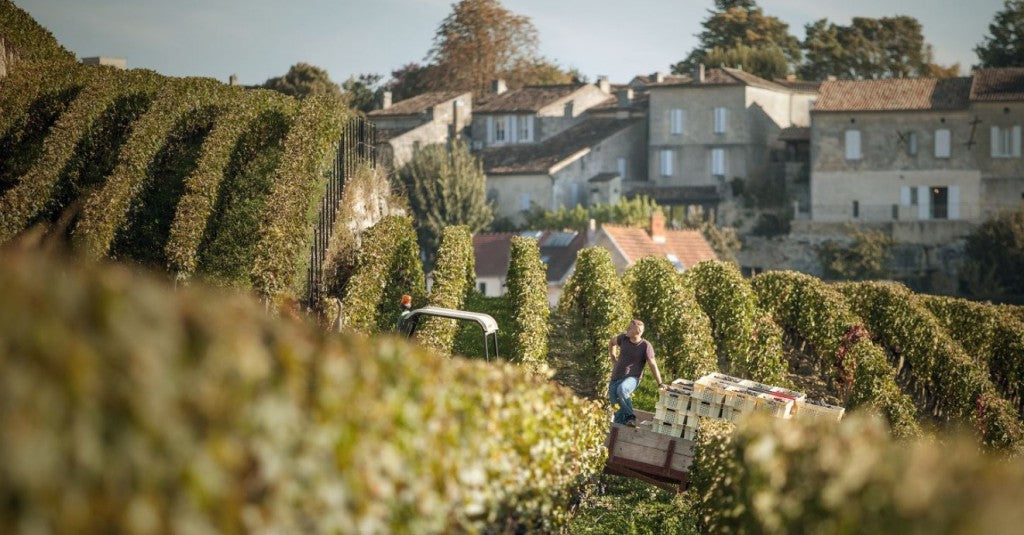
[475, 84, 584, 113]
[473, 230, 586, 282]
[970, 68, 1024, 102]
[367, 90, 466, 116]
[479, 117, 639, 175]
[600, 224, 717, 270]
[645, 67, 791, 92]
[814, 77, 972, 112]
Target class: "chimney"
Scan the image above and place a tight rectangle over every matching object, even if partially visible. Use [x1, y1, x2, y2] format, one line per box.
[381, 90, 393, 110]
[229, 74, 238, 86]
[650, 210, 666, 244]
[597, 75, 610, 94]
[693, 63, 705, 84]
[616, 88, 634, 108]
[654, 71, 665, 83]
[492, 78, 507, 95]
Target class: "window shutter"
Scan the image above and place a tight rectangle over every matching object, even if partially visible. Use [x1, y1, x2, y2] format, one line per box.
[934, 129, 951, 158]
[918, 186, 930, 220]
[506, 116, 516, 143]
[526, 116, 534, 142]
[487, 116, 494, 143]
[900, 186, 911, 206]
[991, 126, 1001, 157]
[714, 107, 727, 133]
[712, 148, 725, 176]
[617, 157, 627, 179]
[907, 132, 918, 155]
[948, 186, 960, 220]
[845, 130, 861, 160]
[1014, 126, 1022, 157]
[660, 150, 673, 176]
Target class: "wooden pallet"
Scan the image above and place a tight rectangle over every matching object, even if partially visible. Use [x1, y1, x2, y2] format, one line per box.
[604, 410, 693, 493]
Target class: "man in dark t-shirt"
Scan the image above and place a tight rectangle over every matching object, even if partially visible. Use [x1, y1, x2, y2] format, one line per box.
[608, 318, 666, 427]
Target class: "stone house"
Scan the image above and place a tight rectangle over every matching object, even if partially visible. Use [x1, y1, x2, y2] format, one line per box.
[641, 66, 818, 219]
[588, 211, 717, 275]
[971, 68, 1024, 218]
[368, 90, 471, 169]
[471, 230, 586, 306]
[477, 116, 646, 222]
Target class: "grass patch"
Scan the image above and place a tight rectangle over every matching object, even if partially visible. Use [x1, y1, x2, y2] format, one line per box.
[568, 473, 698, 534]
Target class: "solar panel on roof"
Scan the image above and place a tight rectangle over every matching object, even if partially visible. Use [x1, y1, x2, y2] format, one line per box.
[519, 230, 543, 239]
[540, 231, 576, 247]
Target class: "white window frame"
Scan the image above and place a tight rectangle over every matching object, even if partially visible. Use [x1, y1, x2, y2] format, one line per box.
[506, 115, 517, 143]
[494, 116, 506, 143]
[670, 108, 684, 135]
[486, 116, 494, 144]
[711, 148, 725, 177]
[934, 128, 951, 158]
[992, 125, 1022, 158]
[845, 129, 862, 160]
[659, 149, 674, 177]
[518, 115, 533, 142]
[714, 107, 728, 134]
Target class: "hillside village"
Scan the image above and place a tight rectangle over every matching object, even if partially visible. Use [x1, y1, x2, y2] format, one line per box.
[370, 65, 1024, 296]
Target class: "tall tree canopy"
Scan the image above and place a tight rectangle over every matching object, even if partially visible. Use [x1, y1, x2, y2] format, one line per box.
[961, 204, 1024, 298]
[341, 73, 383, 113]
[397, 140, 493, 263]
[672, 0, 801, 79]
[262, 62, 342, 100]
[385, 63, 434, 102]
[975, 0, 1024, 68]
[422, 0, 574, 97]
[799, 16, 957, 80]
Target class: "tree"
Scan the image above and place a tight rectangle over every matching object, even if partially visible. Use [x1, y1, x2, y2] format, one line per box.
[423, 0, 573, 96]
[386, 62, 433, 102]
[799, 16, 956, 80]
[672, 0, 801, 79]
[961, 203, 1024, 297]
[975, 0, 1024, 68]
[397, 140, 493, 263]
[816, 227, 895, 280]
[262, 63, 342, 100]
[341, 73, 382, 113]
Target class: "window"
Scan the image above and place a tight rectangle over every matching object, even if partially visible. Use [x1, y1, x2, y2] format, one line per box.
[495, 117, 506, 142]
[907, 131, 918, 156]
[660, 149, 674, 177]
[518, 115, 533, 142]
[910, 187, 918, 205]
[991, 126, 1022, 158]
[852, 200, 860, 218]
[506, 116, 517, 143]
[934, 129, 951, 158]
[845, 130, 862, 160]
[714, 107, 727, 134]
[670, 108, 685, 134]
[711, 148, 725, 177]
[571, 183, 580, 206]
[519, 192, 531, 211]
[617, 157, 627, 180]
[479, 282, 487, 294]
[930, 187, 948, 220]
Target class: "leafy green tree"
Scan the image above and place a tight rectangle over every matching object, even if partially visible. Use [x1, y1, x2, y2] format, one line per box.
[423, 0, 574, 97]
[672, 0, 801, 79]
[799, 16, 955, 80]
[385, 62, 433, 102]
[398, 140, 493, 263]
[816, 227, 895, 281]
[341, 73, 382, 113]
[976, 0, 1024, 68]
[962, 203, 1024, 297]
[519, 196, 660, 231]
[263, 62, 342, 100]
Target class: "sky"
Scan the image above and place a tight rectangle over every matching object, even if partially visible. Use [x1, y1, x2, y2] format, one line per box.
[17, 0, 1005, 88]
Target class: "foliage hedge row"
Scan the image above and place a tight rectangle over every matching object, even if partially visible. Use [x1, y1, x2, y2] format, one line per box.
[752, 271, 919, 437]
[417, 225, 474, 353]
[623, 256, 716, 381]
[691, 414, 1024, 534]
[0, 0, 75, 65]
[2, 67, 160, 241]
[0, 251, 608, 533]
[922, 295, 1024, 413]
[166, 90, 296, 281]
[340, 215, 425, 334]
[251, 95, 347, 298]
[840, 282, 1024, 451]
[72, 77, 227, 259]
[504, 236, 550, 371]
[556, 246, 631, 396]
[683, 260, 787, 385]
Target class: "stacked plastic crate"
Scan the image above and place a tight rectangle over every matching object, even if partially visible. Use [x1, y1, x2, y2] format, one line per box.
[651, 373, 845, 439]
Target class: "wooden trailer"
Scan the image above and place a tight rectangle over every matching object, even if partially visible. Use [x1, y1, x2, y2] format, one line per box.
[603, 409, 693, 493]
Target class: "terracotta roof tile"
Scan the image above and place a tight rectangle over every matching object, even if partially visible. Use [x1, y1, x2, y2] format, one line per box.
[970, 68, 1024, 102]
[473, 233, 514, 278]
[601, 225, 717, 269]
[814, 77, 972, 112]
[475, 84, 583, 113]
[368, 90, 465, 116]
[480, 117, 639, 175]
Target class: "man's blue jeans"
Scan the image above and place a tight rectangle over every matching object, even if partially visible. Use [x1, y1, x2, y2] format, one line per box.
[608, 376, 639, 424]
